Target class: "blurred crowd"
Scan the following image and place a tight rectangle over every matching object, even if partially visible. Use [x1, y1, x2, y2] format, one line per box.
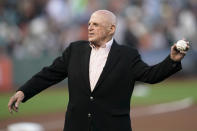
[0, 0, 196, 59]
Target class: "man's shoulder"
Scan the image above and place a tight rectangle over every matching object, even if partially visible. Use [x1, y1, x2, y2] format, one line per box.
[62, 40, 89, 54]
[117, 44, 139, 55]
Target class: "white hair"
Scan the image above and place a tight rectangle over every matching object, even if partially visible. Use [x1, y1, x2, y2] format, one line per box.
[93, 10, 117, 26]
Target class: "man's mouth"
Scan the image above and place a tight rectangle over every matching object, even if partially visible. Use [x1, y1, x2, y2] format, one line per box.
[88, 33, 94, 37]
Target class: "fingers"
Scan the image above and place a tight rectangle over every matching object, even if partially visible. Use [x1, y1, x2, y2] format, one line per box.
[184, 39, 190, 51]
[171, 43, 178, 52]
[182, 38, 190, 49]
[182, 38, 189, 44]
[8, 96, 17, 114]
[12, 102, 18, 112]
[185, 44, 190, 51]
[172, 41, 190, 52]
[8, 91, 24, 114]
[171, 40, 189, 61]
[171, 43, 175, 49]
[8, 96, 21, 113]
[15, 97, 23, 110]
[180, 50, 187, 55]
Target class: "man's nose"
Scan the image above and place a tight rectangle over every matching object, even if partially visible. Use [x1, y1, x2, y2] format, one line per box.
[88, 25, 93, 31]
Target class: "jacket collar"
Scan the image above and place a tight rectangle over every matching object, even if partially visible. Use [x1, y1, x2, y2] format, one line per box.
[80, 40, 121, 94]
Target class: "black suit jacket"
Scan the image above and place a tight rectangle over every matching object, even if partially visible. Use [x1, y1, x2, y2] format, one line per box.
[18, 40, 182, 131]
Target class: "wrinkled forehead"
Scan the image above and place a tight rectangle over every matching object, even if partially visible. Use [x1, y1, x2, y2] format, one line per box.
[89, 10, 116, 25]
[89, 13, 107, 23]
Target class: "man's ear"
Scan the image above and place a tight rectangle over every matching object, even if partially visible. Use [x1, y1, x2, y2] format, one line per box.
[109, 25, 116, 36]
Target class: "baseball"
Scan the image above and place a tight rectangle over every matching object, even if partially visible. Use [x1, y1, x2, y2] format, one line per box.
[176, 40, 187, 51]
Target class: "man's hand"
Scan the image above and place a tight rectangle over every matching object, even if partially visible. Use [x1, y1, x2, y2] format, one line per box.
[170, 41, 190, 62]
[8, 91, 24, 114]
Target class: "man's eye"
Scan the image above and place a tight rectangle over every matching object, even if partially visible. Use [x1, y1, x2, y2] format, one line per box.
[94, 23, 98, 26]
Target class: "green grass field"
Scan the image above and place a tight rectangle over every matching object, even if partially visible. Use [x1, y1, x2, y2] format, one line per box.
[0, 80, 197, 120]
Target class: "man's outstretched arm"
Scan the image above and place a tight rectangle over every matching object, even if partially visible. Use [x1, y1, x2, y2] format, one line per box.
[8, 44, 72, 113]
[132, 42, 189, 84]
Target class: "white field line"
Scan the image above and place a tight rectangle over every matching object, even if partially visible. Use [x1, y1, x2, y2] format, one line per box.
[131, 97, 194, 117]
[1, 119, 64, 131]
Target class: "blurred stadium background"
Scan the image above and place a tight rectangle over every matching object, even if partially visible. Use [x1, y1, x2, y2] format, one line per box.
[0, 0, 197, 131]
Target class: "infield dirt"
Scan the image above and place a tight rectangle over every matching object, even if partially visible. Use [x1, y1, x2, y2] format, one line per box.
[1, 105, 197, 131]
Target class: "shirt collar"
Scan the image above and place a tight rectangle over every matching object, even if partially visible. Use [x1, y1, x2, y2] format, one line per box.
[90, 38, 113, 50]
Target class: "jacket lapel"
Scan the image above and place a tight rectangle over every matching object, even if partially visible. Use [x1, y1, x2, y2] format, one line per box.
[92, 41, 121, 93]
[80, 43, 92, 94]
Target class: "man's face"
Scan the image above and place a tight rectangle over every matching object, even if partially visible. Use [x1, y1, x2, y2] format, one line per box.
[88, 13, 111, 45]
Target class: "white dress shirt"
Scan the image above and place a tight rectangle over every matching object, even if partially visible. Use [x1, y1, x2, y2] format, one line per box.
[89, 38, 113, 92]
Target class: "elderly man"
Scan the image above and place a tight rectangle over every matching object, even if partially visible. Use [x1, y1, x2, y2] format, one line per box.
[8, 10, 188, 131]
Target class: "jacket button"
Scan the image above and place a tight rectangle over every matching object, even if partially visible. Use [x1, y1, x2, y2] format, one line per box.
[88, 113, 92, 118]
[90, 96, 94, 101]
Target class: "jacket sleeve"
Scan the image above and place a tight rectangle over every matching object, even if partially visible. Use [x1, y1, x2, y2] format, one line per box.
[17, 44, 71, 102]
[132, 50, 182, 84]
